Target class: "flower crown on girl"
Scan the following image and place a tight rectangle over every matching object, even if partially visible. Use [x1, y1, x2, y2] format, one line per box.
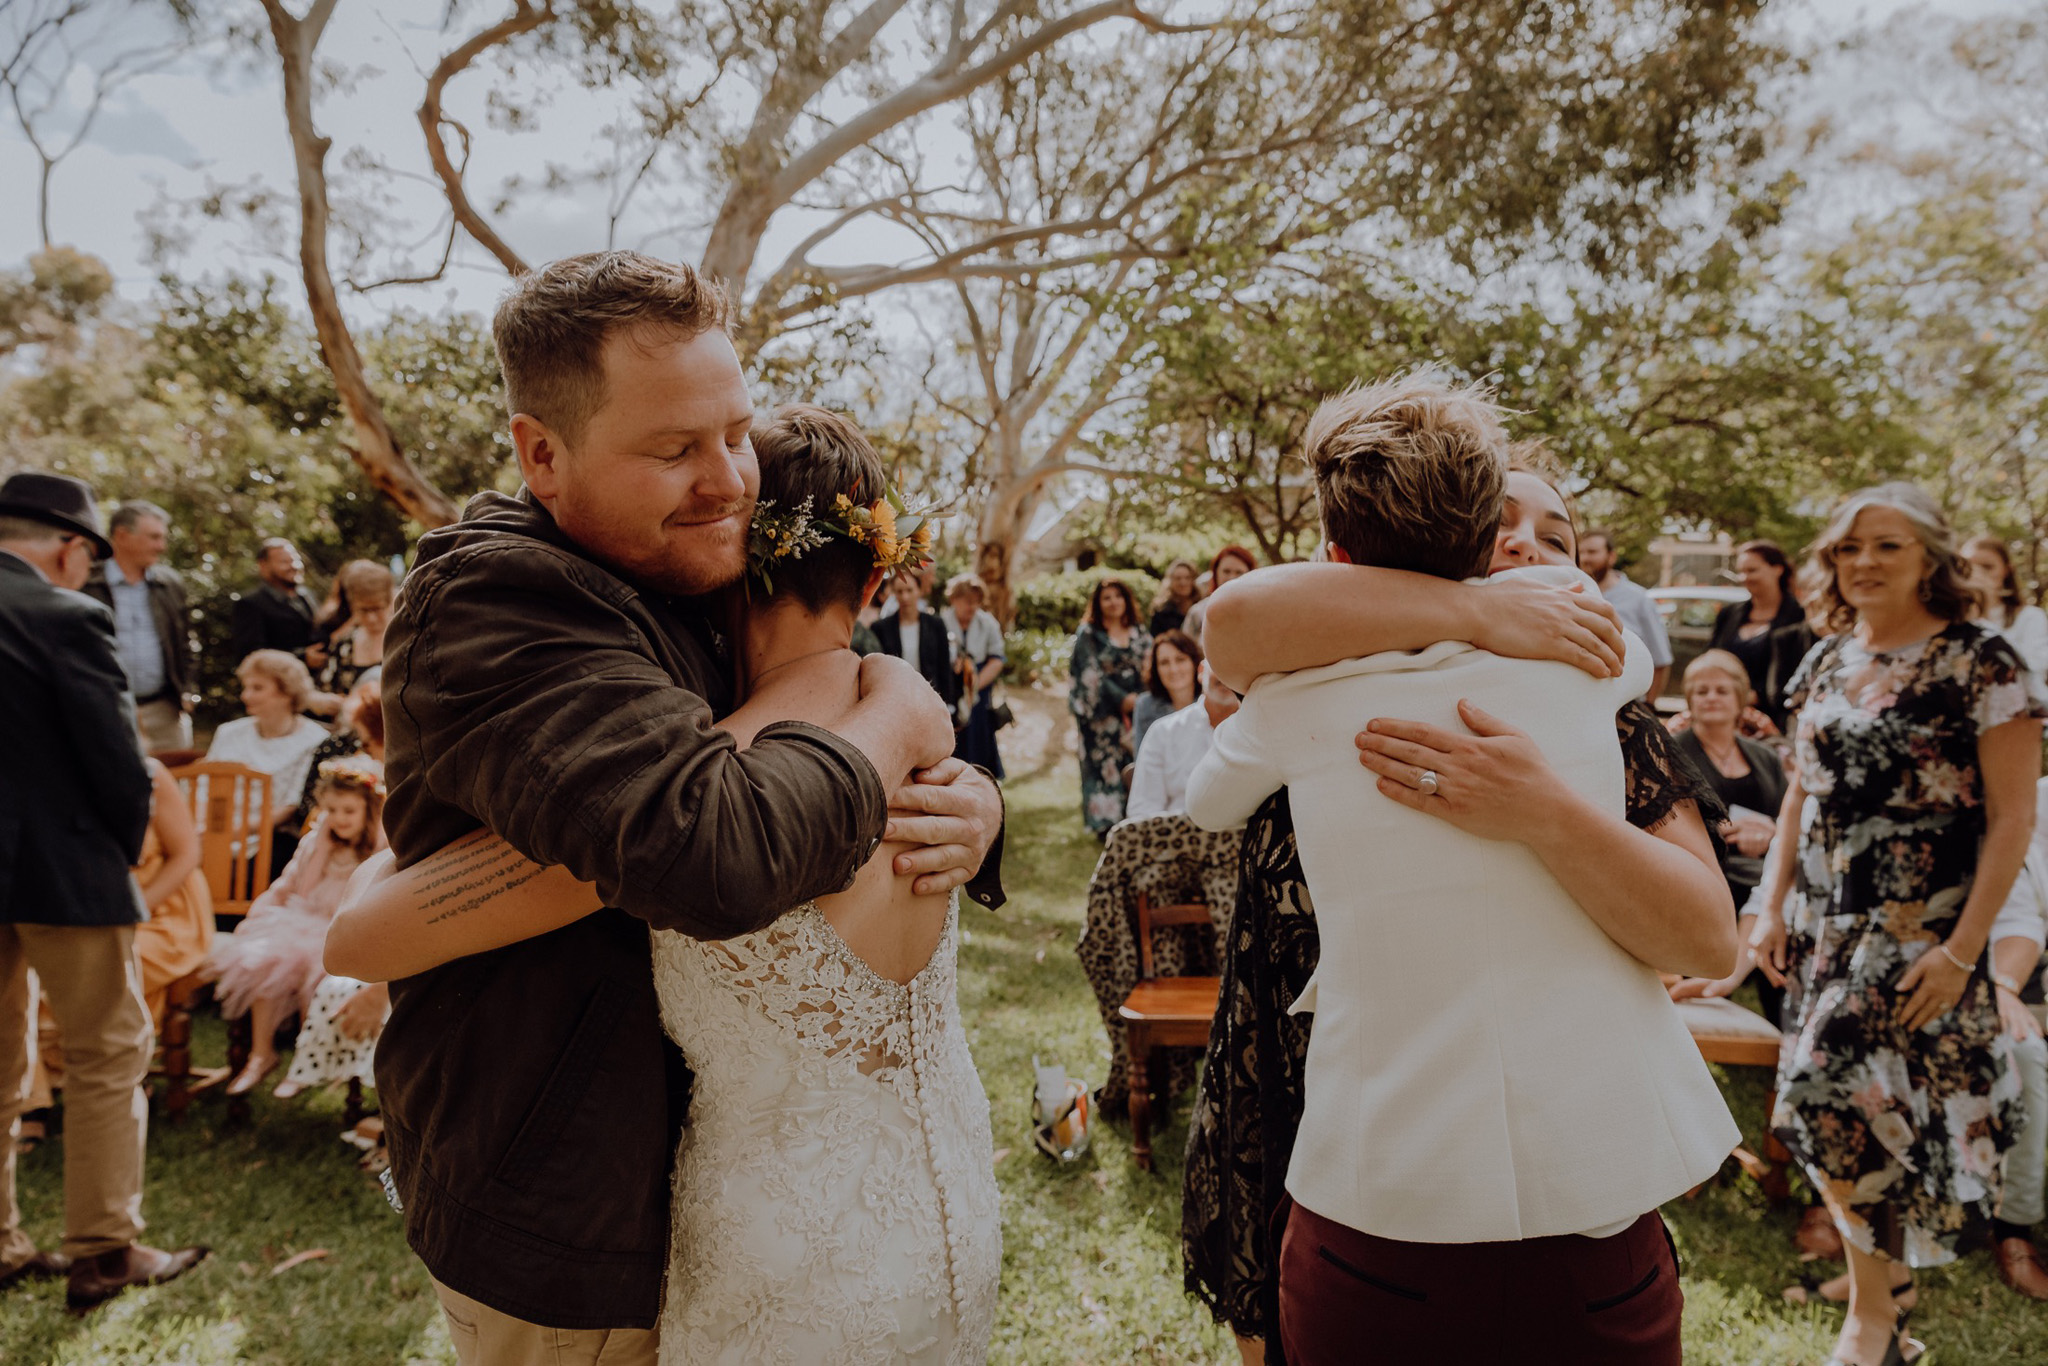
[314, 757, 384, 799]
[746, 484, 937, 594]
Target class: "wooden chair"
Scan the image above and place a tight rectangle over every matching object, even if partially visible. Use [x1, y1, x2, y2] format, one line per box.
[155, 762, 276, 1121]
[1117, 892, 1221, 1170]
[1676, 995, 1795, 1201]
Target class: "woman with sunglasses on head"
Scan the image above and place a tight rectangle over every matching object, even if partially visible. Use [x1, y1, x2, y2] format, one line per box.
[1182, 446, 1732, 1366]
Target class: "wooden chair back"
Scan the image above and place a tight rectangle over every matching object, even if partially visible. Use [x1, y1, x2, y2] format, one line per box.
[168, 761, 273, 918]
[1133, 892, 1215, 981]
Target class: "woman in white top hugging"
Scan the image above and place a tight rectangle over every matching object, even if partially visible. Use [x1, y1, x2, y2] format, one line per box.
[1186, 374, 1738, 1366]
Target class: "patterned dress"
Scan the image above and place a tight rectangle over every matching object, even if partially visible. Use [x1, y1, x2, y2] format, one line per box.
[1772, 622, 2047, 1266]
[1068, 623, 1151, 835]
[1180, 700, 1718, 1347]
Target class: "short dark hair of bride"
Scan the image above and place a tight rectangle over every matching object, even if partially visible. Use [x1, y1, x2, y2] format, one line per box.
[750, 403, 891, 614]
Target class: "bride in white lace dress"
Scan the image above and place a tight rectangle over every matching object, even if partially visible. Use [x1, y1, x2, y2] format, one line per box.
[328, 408, 1001, 1363]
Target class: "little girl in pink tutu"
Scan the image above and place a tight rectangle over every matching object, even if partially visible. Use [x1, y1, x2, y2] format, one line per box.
[211, 760, 385, 1095]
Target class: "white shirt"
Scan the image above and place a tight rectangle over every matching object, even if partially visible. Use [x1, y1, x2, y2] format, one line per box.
[206, 714, 330, 829]
[897, 618, 921, 668]
[1988, 604, 2048, 680]
[1990, 779, 2048, 975]
[1124, 701, 1216, 822]
[1186, 565, 1739, 1244]
[1602, 573, 1673, 669]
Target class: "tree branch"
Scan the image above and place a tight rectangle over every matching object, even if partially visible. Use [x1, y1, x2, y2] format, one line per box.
[417, 0, 552, 276]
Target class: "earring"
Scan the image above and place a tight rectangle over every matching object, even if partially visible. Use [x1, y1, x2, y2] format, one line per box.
[1918, 577, 1932, 602]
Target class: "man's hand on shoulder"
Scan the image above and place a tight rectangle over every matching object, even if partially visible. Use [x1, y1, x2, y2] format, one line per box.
[884, 756, 1003, 896]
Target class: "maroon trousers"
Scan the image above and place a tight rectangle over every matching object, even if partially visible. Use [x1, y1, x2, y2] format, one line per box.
[1278, 1201, 1684, 1366]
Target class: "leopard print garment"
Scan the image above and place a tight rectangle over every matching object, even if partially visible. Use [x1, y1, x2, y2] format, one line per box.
[1179, 699, 1724, 1349]
[1075, 814, 1242, 1112]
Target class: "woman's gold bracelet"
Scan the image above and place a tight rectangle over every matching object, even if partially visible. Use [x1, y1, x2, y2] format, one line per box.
[1936, 943, 1973, 973]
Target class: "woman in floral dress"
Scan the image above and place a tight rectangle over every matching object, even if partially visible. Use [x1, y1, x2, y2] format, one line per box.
[1754, 483, 2045, 1366]
[1068, 577, 1150, 836]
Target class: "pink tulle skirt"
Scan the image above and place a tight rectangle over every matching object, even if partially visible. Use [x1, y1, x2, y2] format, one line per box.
[208, 899, 331, 1019]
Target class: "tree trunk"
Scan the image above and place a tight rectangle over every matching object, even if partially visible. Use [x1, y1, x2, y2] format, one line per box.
[264, 0, 459, 529]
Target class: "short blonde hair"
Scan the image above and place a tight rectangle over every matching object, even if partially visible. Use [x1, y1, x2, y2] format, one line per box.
[946, 573, 985, 603]
[1682, 648, 1752, 707]
[1805, 481, 1973, 634]
[236, 649, 313, 712]
[1303, 370, 1507, 581]
[338, 558, 395, 608]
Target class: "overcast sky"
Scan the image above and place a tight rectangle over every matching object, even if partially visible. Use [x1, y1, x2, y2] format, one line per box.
[0, 0, 2025, 321]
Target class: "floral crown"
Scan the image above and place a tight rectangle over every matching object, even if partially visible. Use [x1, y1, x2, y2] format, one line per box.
[314, 757, 385, 798]
[747, 484, 936, 594]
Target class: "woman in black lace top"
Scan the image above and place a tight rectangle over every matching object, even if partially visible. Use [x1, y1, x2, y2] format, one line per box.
[1183, 459, 1726, 1363]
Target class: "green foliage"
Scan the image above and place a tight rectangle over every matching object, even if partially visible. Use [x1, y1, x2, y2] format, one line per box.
[1012, 567, 1162, 635]
[1000, 627, 1073, 686]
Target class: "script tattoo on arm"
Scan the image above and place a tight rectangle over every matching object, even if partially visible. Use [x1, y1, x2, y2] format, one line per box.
[411, 831, 554, 926]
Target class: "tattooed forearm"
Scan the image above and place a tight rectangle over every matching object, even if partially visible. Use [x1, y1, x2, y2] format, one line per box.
[410, 830, 555, 925]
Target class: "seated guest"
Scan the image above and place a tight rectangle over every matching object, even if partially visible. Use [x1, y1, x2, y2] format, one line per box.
[1986, 778, 2048, 1300]
[25, 755, 214, 1132]
[1668, 649, 1789, 1018]
[209, 761, 385, 1097]
[1150, 559, 1200, 637]
[291, 676, 386, 833]
[1127, 662, 1237, 821]
[945, 573, 1007, 777]
[206, 650, 328, 874]
[1180, 545, 1256, 645]
[1132, 629, 1202, 759]
[873, 567, 960, 707]
[1186, 374, 1736, 1366]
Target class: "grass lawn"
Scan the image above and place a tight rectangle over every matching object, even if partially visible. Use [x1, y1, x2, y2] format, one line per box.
[5, 713, 2043, 1362]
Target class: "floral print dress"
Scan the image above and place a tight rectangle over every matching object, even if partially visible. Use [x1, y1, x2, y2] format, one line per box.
[1068, 622, 1150, 835]
[1773, 622, 2046, 1266]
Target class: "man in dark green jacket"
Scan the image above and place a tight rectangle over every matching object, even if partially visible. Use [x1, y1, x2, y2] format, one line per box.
[377, 252, 1003, 1359]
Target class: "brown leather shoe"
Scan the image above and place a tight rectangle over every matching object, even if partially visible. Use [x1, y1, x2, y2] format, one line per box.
[1795, 1203, 1844, 1260]
[1996, 1235, 2048, 1301]
[0, 1249, 71, 1289]
[65, 1243, 209, 1311]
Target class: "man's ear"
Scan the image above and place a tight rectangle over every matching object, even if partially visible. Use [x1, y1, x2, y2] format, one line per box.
[1325, 540, 1353, 566]
[511, 413, 566, 505]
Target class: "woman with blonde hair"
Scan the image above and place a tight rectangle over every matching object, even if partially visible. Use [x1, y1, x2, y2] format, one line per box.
[1752, 482, 2046, 1366]
[206, 649, 329, 871]
[1964, 534, 2048, 678]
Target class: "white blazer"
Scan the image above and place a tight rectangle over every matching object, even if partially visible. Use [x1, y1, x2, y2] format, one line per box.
[1186, 566, 1739, 1243]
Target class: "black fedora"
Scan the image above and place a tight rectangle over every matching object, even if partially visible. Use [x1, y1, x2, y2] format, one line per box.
[0, 470, 112, 560]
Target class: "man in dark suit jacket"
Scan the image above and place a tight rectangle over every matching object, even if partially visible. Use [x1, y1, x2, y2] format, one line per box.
[0, 472, 207, 1310]
[81, 501, 198, 754]
[226, 538, 322, 668]
[873, 568, 963, 710]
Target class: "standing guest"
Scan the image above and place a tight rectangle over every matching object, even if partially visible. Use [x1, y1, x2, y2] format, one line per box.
[1181, 545, 1257, 645]
[976, 540, 1016, 631]
[1965, 534, 2048, 678]
[1752, 482, 2046, 1366]
[227, 538, 324, 669]
[210, 763, 385, 1097]
[1133, 629, 1202, 758]
[873, 566, 962, 707]
[945, 573, 1007, 778]
[1069, 576, 1151, 836]
[1666, 649, 1790, 1022]
[27, 755, 216, 1126]
[1579, 527, 1673, 700]
[1709, 540, 1812, 729]
[206, 650, 328, 874]
[1150, 559, 1201, 637]
[82, 500, 197, 755]
[317, 560, 395, 699]
[1128, 662, 1237, 821]
[0, 470, 207, 1310]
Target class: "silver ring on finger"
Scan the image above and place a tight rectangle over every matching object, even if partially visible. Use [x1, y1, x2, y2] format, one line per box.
[1417, 769, 1440, 797]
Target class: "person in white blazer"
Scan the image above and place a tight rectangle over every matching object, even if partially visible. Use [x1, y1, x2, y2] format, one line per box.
[1185, 374, 1739, 1366]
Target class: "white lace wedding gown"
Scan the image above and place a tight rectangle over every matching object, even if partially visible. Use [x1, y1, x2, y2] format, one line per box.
[651, 899, 1002, 1365]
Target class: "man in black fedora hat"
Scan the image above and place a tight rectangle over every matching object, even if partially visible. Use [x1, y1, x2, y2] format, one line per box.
[0, 470, 208, 1310]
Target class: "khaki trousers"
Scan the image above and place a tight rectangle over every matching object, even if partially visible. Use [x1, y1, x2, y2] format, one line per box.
[134, 698, 192, 755]
[0, 923, 152, 1268]
[433, 1280, 659, 1366]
